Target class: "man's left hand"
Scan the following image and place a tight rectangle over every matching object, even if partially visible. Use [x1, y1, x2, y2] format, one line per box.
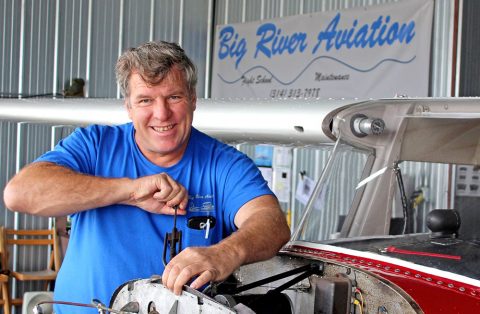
[162, 244, 242, 295]
[162, 195, 290, 296]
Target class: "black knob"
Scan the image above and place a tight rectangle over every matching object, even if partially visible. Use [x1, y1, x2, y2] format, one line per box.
[426, 209, 461, 238]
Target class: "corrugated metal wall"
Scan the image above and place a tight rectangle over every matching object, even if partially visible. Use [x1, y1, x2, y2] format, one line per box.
[0, 0, 210, 99]
[459, 0, 480, 96]
[0, 123, 17, 225]
[0, 0, 456, 307]
[0, 122, 56, 301]
[0, 1, 21, 96]
[0, 0, 455, 99]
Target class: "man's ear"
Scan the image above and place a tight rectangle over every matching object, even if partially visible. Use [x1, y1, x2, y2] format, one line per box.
[191, 93, 197, 111]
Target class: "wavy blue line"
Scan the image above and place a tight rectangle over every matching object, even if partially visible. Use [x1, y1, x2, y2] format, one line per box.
[217, 55, 416, 86]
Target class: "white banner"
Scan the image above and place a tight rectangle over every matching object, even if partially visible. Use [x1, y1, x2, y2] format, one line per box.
[211, 0, 433, 99]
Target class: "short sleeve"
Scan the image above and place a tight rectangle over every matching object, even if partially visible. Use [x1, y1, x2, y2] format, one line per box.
[219, 149, 274, 233]
[35, 125, 100, 174]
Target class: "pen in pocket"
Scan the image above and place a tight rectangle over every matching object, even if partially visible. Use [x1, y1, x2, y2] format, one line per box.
[187, 216, 216, 239]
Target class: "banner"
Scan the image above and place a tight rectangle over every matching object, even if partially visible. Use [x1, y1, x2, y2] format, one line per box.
[211, 0, 433, 99]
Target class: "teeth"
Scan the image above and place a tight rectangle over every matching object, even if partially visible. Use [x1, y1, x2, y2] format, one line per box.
[152, 125, 174, 132]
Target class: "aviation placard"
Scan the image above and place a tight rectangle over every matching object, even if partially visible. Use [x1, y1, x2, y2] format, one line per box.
[211, 0, 433, 99]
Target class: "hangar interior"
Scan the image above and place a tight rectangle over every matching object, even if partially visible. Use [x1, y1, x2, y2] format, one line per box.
[0, 0, 479, 312]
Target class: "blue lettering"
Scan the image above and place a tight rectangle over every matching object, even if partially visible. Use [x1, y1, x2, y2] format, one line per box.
[386, 22, 399, 44]
[353, 24, 369, 48]
[334, 28, 347, 49]
[218, 26, 247, 69]
[272, 29, 284, 55]
[397, 22, 415, 43]
[312, 13, 340, 53]
[255, 23, 307, 58]
[312, 13, 416, 54]
[367, 16, 382, 47]
[255, 23, 276, 58]
[346, 20, 358, 48]
[377, 16, 390, 46]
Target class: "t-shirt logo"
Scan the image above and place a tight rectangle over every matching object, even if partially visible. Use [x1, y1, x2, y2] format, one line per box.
[188, 194, 215, 212]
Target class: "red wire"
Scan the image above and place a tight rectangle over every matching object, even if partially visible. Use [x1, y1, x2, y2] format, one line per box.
[385, 246, 461, 260]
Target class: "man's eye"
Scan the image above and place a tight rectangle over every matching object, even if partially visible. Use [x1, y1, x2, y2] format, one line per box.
[169, 95, 182, 101]
[137, 99, 152, 106]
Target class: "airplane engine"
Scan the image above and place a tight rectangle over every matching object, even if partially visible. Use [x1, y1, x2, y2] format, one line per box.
[109, 255, 421, 314]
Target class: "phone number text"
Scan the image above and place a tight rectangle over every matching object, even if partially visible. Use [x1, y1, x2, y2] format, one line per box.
[269, 88, 321, 99]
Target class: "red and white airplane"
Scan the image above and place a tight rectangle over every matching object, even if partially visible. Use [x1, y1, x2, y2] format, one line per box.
[6, 97, 476, 313]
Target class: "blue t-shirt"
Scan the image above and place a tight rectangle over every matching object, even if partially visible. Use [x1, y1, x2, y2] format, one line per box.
[35, 123, 272, 313]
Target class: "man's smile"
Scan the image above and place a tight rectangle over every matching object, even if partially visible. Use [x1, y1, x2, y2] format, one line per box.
[151, 124, 175, 132]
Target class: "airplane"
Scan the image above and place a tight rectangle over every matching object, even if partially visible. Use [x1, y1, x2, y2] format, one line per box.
[109, 98, 480, 314]
[1, 97, 478, 313]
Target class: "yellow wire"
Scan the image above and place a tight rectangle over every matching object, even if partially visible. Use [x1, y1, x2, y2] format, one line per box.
[353, 299, 363, 314]
[356, 288, 364, 308]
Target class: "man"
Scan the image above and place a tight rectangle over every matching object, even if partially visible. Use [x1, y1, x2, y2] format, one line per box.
[3, 41, 290, 313]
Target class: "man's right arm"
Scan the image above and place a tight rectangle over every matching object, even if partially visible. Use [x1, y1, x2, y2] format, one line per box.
[3, 161, 188, 217]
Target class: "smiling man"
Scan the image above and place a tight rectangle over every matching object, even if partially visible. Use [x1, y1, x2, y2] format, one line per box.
[3, 41, 290, 313]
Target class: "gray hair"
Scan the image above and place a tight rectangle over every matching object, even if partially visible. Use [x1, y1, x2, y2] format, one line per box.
[115, 41, 197, 97]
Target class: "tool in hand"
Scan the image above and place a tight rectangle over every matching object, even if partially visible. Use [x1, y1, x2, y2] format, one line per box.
[163, 205, 183, 266]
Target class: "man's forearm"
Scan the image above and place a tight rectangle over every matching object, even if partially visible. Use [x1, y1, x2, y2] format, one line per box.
[3, 162, 132, 217]
[219, 209, 290, 266]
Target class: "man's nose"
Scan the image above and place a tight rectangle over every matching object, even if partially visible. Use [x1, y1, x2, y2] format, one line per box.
[152, 98, 171, 120]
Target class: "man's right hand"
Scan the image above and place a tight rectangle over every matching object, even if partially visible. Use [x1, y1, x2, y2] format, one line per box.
[4, 162, 188, 217]
[125, 172, 188, 215]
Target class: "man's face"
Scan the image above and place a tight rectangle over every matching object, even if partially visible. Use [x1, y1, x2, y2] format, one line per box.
[126, 67, 196, 166]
